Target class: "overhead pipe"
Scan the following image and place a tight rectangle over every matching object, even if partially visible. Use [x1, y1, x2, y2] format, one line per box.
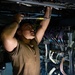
[8, 0, 66, 9]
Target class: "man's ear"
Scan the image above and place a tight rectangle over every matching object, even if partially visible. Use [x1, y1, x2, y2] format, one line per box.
[17, 30, 21, 35]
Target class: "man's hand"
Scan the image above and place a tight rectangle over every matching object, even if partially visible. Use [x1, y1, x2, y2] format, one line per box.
[14, 13, 24, 24]
[47, 6, 52, 10]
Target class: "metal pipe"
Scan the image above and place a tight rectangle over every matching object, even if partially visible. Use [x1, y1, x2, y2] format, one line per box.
[8, 0, 66, 9]
[23, 17, 49, 20]
[60, 58, 67, 75]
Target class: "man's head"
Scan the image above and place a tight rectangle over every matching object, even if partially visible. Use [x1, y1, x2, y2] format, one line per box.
[17, 20, 35, 40]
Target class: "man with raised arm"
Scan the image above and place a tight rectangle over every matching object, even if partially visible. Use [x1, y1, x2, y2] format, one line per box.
[1, 7, 52, 75]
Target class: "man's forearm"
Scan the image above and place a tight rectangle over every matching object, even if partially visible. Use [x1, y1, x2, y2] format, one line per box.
[40, 7, 52, 31]
[1, 22, 19, 39]
[1, 14, 24, 39]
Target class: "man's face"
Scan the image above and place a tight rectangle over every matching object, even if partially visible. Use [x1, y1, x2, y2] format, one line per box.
[20, 23, 35, 39]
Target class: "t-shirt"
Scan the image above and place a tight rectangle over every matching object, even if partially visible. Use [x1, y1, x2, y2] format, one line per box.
[9, 39, 40, 75]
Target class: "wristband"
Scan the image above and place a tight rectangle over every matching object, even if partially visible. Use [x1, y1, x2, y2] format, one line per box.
[44, 16, 51, 19]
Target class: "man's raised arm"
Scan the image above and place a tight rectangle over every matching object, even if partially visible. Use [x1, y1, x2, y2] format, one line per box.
[36, 7, 52, 44]
[1, 14, 24, 52]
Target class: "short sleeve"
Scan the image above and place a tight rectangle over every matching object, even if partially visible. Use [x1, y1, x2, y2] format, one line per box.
[8, 40, 20, 56]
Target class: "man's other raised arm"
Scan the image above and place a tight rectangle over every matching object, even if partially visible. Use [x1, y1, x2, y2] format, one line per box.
[36, 7, 52, 44]
[1, 14, 24, 52]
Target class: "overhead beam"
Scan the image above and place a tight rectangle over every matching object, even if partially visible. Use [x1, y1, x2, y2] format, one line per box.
[7, 0, 66, 9]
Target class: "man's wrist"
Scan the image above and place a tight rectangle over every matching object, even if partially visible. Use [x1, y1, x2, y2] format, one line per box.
[14, 21, 20, 24]
[44, 15, 51, 19]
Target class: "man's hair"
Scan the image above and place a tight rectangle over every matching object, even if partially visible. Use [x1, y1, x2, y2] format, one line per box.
[17, 20, 33, 31]
[15, 20, 34, 38]
[19, 20, 33, 27]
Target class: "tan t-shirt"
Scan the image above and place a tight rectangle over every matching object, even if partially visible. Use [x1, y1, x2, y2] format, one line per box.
[9, 39, 40, 75]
